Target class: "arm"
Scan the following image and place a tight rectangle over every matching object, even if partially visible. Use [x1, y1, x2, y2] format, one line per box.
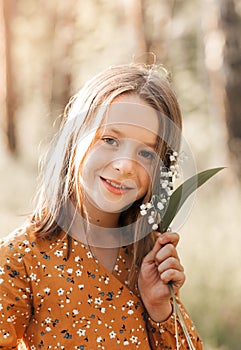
[0, 232, 32, 348]
[138, 232, 203, 349]
[145, 295, 203, 349]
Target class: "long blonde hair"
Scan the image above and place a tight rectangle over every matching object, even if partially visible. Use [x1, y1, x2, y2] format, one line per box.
[31, 63, 182, 289]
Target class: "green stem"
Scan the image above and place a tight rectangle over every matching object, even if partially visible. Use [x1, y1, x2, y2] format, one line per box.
[168, 282, 196, 350]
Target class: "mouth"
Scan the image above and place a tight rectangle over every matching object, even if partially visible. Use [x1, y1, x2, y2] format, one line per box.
[100, 177, 133, 194]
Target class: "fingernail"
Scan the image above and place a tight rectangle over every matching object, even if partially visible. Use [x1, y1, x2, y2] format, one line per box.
[159, 236, 164, 244]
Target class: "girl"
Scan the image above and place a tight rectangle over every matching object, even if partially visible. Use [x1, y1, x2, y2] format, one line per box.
[0, 63, 203, 349]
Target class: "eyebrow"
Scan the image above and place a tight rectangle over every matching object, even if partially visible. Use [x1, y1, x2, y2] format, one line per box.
[104, 126, 157, 149]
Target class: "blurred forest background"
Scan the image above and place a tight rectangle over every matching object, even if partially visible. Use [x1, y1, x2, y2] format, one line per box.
[0, 0, 241, 349]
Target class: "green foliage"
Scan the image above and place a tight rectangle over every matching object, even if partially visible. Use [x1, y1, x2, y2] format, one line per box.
[161, 167, 225, 232]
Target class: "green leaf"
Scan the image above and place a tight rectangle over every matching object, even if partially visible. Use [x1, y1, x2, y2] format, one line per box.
[161, 167, 225, 232]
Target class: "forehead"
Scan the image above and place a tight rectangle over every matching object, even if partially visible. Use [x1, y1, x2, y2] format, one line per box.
[102, 95, 159, 136]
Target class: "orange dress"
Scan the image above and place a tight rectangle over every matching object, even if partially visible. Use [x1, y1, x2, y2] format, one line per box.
[0, 225, 203, 349]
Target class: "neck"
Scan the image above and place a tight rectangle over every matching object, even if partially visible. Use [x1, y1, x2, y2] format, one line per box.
[87, 212, 120, 228]
[84, 210, 121, 248]
[66, 200, 124, 248]
[82, 196, 121, 229]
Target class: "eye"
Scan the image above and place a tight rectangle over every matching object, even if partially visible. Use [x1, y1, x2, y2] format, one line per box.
[139, 149, 156, 160]
[102, 137, 118, 147]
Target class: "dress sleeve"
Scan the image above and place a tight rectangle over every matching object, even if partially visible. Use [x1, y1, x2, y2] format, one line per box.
[146, 295, 203, 349]
[0, 233, 32, 348]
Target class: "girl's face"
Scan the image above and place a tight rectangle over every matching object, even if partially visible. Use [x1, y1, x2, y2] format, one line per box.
[80, 94, 159, 224]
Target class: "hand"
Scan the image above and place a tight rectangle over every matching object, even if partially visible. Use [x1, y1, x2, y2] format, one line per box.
[138, 231, 185, 322]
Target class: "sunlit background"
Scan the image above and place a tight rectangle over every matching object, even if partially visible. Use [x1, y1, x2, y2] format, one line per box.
[1, 1, 241, 349]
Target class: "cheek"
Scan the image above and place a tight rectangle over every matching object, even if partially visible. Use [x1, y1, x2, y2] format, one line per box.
[81, 153, 98, 185]
[139, 168, 152, 195]
[82, 148, 104, 172]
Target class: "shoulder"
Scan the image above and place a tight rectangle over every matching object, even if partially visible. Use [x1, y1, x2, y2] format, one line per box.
[0, 225, 30, 250]
[0, 223, 67, 264]
[0, 221, 41, 250]
[0, 225, 35, 269]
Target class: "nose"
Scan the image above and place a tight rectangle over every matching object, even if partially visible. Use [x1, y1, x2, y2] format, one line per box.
[112, 157, 136, 175]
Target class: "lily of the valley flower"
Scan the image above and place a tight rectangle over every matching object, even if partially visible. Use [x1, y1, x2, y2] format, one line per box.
[140, 150, 180, 230]
[140, 150, 224, 350]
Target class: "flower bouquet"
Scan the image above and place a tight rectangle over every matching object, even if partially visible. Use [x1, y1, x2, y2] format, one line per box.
[141, 151, 224, 349]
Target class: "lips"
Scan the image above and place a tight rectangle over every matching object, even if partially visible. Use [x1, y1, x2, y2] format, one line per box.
[100, 176, 133, 194]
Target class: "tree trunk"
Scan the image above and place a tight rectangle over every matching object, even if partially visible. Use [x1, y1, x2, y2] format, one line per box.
[219, 0, 241, 179]
[49, 1, 76, 116]
[127, 0, 148, 58]
[126, 0, 172, 64]
[0, 0, 17, 154]
[203, 0, 241, 180]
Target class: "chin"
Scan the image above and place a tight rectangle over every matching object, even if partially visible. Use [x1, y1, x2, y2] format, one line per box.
[97, 200, 134, 214]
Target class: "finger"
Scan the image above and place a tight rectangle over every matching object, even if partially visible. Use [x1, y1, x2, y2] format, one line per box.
[159, 231, 180, 247]
[157, 257, 184, 275]
[142, 234, 165, 264]
[155, 243, 179, 264]
[142, 232, 179, 265]
[160, 269, 186, 287]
